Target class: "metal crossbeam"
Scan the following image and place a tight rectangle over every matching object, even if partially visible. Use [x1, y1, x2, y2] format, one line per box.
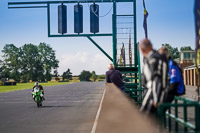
[8, 0, 134, 5]
[8, 0, 134, 8]
[87, 36, 113, 61]
[49, 34, 113, 37]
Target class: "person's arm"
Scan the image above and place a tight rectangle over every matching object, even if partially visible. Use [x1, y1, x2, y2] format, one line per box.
[120, 72, 123, 80]
[106, 71, 111, 83]
[146, 58, 164, 107]
[32, 86, 35, 91]
[39, 85, 44, 91]
[169, 65, 180, 94]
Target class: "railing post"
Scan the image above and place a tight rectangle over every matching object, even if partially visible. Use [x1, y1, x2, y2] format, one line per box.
[175, 98, 178, 132]
[112, 0, 117, 66]
[157, 104, 166, 128]
[168, 106, 171, 132]
[183, 100, 188, 132]
[195, 103, 200, 131]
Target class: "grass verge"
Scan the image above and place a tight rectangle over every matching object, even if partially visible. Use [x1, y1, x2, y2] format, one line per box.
[0, 81, 77, 93]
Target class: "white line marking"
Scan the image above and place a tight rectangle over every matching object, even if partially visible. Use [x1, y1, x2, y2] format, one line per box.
[91, 88, 106, 133]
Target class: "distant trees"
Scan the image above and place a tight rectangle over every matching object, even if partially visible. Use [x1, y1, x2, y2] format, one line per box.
[162, 44, 180, 59]
[180, 46, 193, 51]
[91, 71, 98, 82]
[97, 74, 106, 80]
[1, 43, 59, 82]
[0, 60, 2, 80]
[78, 70, 104, 82]
[161, 44, 194, 60]
[79, 70, 92, 81]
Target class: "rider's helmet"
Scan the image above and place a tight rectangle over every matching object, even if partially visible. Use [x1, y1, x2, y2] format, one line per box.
[35, 82, 39, 86]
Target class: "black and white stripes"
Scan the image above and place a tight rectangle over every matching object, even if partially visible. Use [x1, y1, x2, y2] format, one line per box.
[140, 50, 168, 114]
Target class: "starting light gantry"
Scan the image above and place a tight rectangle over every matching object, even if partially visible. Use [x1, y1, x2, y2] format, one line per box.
[8, 0, 142, 103]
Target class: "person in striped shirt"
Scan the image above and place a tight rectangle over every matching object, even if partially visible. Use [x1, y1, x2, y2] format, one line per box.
[139, 39, 168, 114]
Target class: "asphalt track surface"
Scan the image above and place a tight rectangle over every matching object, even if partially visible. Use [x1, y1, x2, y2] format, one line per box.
[0, 82, 105, 133]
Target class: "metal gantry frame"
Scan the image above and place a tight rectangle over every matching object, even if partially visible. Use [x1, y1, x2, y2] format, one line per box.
[8, 0, 142, 103]
[8, 0, 137, 64]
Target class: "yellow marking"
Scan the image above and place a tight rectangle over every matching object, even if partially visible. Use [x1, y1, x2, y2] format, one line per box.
[144, 8, 147, 15]
[197, 49, 200, 74]
[199, 28, 200, 35]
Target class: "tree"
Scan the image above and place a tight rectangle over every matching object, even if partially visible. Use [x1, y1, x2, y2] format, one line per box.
[180, 46, 193, 51]
[62, 68, 72, 81]
[1, 43, 59, 82]
[0, 60, 3, 80]
[79, 70, 91, 81]
[162, 44, 180, 59]
[20, 44, 40, 82]
[53, 69, 60, 81]
[98, 74, 106, 81]
[2, 44, 21, 82]
[91, 71, 98, 82]
[38, 43, 59, 81]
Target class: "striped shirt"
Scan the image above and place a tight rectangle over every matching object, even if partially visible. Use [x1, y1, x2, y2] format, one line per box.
[140, 50, 168, 114]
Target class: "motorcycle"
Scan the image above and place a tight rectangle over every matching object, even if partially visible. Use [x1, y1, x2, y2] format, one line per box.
[32, 87, 43, 107]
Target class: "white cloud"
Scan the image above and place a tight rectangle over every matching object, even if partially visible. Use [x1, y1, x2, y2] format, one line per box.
[58, 51, 112, 75]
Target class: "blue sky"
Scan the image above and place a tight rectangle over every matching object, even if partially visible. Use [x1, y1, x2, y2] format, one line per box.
[0, 0, 196, 75]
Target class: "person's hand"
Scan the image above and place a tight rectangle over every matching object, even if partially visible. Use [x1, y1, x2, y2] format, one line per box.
[153, 102, 158, 108]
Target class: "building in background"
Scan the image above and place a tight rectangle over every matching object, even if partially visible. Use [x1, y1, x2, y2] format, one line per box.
[180, 49, 195, 69]
[183, 65, 200, 86]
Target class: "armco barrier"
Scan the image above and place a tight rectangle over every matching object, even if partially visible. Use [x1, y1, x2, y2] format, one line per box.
[158, 96, 200, 133]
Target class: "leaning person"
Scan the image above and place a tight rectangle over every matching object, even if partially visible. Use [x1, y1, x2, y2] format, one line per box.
[106, 64, 126, 92]
[158, 46, 185, 104]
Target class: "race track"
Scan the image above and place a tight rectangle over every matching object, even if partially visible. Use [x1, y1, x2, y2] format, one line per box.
[0, 82, 105, 133]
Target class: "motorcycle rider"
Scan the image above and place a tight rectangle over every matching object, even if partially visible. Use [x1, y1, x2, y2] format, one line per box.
[32, 82, 45, 100]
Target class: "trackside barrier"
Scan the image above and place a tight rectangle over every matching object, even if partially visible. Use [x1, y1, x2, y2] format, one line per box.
[158, 96, 200, 133]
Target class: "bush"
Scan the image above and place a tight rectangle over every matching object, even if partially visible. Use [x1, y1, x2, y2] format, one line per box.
[3, 82, 17, 86]
[79, 70, 91, 81]
[59, 80, 69, 82]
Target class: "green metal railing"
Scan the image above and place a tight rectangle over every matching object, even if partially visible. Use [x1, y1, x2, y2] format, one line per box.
[158, 96, 200, 133]
[124, 42, 143, 104]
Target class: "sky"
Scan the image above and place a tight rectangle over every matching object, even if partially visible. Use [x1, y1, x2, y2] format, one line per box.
[0, 0, 196, 75]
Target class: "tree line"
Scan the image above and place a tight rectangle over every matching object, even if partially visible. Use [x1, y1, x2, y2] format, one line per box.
[0, 43, 59, 82]
[0, 43, 105, 83]
[161, 44, 193, 59]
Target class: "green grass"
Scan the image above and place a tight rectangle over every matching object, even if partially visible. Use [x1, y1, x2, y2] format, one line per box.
[0, 81, 74, 93]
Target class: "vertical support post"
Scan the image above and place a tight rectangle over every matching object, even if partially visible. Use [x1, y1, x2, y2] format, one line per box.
[133, 0, 138, 87]
[194, 68, 196, 86]
[133, 0, 138, 89]
[163, 109, 166, 128]
[175, 98, 179, 132]
[190, 69, 193, 85]
[112, 0, 117, 67]
[187, 70, 190, 85]
[133, 0, 137, 67]
[158, 104, 166, 128]
[168, 107, 171, 132]
[195, 104, 200, 131]
[47, 2, 50, 37]
[137, 42, 142, 103]
[183, 100, 188, 132]
[112, 1, 117, 66]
